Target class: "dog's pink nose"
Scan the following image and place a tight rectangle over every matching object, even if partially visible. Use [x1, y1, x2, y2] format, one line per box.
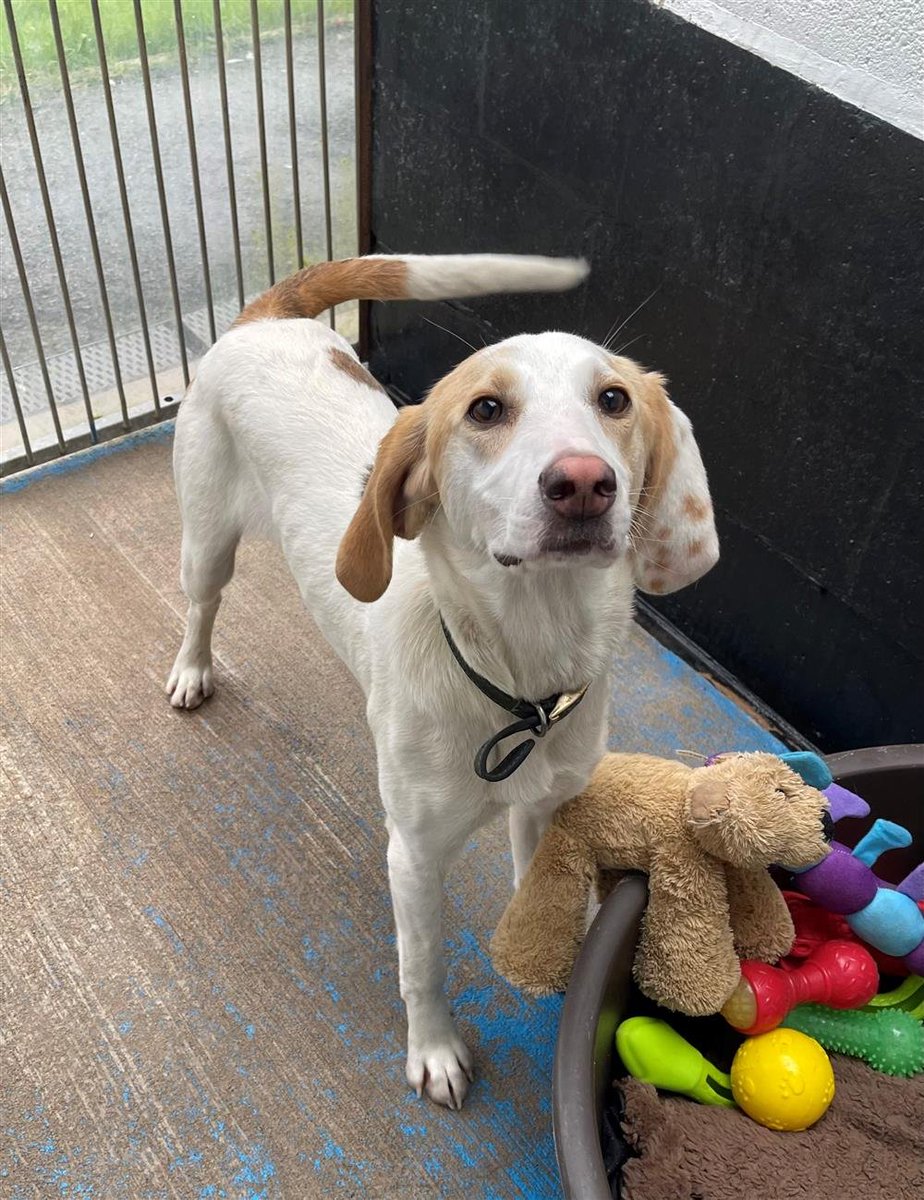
[539, 455, 617, 520]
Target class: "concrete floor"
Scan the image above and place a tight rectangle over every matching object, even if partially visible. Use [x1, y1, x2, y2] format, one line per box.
[1, 426, 786, 1200]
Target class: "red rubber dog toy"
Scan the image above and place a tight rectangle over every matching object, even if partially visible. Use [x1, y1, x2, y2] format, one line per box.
[722, 939, 879, 1035]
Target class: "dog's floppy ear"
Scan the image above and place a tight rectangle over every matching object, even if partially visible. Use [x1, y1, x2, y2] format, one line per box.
[630, 373, 719, 594]
[336, 404, 436, 603]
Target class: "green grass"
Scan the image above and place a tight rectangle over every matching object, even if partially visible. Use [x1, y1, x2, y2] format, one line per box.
[0, 0, 353, 89]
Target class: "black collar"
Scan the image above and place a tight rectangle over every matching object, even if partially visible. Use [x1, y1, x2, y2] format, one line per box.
[440, 616, 589, 783]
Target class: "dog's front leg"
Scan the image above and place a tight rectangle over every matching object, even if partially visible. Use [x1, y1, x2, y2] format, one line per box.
[387, 825, 474, 1109]
[509, 801, 560, 888]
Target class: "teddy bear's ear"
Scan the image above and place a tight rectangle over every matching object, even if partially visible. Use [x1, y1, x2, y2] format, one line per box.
[684, 771, 754, 865]
[686, 774, 730, 825]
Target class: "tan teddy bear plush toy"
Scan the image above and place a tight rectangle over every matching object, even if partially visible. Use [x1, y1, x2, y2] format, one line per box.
[490, 752, 831, 1016]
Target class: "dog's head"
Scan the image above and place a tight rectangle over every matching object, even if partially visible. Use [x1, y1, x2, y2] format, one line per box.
[336, 332, 718, 602]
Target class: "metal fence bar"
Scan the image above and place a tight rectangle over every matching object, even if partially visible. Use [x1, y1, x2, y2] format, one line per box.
[250, 0, 274, 285]
[212, 0, 245, 310]
[0, 326, 34, 466]
[317, 0, 336, 328]
[174, 0, 216, 343]
[132, 0, 190, 386]
[0, 167, 65, 453]
[284, 0, 304, 270]
[355, 0, 373, 359]
[48, 0, 130, 430]
[2, 0, 98, 441]
[90, 0, 160, 414]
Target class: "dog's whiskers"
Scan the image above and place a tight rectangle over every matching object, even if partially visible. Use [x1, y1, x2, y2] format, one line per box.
[420, 315, 478, 353]
[628, 512, 658, 541]
[394, 489, 441, 519]
[610, 333, 646, 358]
[602, 285, 661, 352]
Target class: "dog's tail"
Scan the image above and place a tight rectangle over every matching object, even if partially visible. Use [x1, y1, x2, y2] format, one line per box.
[234, 253, 588, 325]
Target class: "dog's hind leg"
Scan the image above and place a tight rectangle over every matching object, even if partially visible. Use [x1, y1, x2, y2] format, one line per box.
[167, 400, 241, 710]
[167, 534, 236, 709]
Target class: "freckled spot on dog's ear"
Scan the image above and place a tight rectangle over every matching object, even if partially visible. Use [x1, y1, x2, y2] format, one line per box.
[688, 776, 730, 823]
[647, 575, 667, 593]
[683, 494, 711, 521]
[687, 538, 705, 558]
[330, 347, 387, 394]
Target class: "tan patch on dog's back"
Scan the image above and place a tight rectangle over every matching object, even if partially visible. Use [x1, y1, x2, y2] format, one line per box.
[329, 348, 387, 394]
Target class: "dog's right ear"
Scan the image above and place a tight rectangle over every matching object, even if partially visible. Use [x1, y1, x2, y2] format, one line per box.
[336, 404, 435, 603]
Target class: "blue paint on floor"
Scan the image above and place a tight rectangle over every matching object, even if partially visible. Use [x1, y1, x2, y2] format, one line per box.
[0, 419, 175, 495]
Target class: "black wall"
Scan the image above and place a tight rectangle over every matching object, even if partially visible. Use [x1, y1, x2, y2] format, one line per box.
[366, 0, 924, 751]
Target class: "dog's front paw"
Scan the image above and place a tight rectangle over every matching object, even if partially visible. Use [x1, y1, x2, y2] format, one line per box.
[406, 1029, 474, 1110]
[166, 659, 214, 710]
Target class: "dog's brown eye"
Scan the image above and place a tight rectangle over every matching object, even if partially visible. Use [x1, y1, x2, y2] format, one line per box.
[599, 387, 631, 415]
[467, 397, 504, 424]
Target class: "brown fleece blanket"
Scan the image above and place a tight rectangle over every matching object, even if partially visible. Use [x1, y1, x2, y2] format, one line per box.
[620, 1057, 924, 1200]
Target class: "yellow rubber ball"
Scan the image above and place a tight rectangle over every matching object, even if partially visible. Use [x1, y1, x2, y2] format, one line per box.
[730, 1029, 835, 1131]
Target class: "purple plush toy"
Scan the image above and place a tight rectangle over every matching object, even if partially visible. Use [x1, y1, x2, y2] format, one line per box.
[764, 753, 924, 975]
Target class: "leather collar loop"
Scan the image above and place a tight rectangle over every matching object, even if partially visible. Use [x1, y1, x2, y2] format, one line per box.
[440, 616, 589, 783]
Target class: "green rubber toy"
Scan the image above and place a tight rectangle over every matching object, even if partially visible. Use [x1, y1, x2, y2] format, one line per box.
[863, 974, 924, 1021]
[781, 1004, 924, 1077]
[616, 1016, 736, 1107]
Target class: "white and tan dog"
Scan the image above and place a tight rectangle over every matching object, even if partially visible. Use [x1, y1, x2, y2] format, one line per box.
[167, 253, 718, 1108]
